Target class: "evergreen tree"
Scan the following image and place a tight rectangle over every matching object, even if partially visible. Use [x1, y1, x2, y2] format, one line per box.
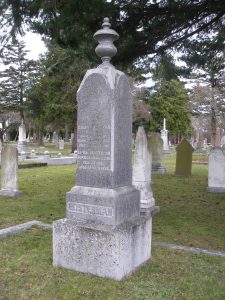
[0, 40, 37, 120]
[147, 80, 191, 138]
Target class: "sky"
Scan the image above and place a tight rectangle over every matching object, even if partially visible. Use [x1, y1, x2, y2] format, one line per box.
[19, 32, 47, 60]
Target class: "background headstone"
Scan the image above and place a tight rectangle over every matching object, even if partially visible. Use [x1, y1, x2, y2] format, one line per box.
[207, 147, 225, 192]
[148, 133, 166, 174]
[175, 139, 194, 176]
[17, 120, 27, 152]
[132, 126, 155, 210]
[58, 139, 65, 150]
[160, 118, 170, 154]
[0, 145, 22, 196]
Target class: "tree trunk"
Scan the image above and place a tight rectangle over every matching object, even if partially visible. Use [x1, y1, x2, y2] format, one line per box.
[65, 123, 69, 142]
[71, 110, 77, 153]
[210, 85, 217, 146]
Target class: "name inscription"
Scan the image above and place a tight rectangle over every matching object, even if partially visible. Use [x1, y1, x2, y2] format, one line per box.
[77, 124, 111, 171]
[67, 202, 114, 218]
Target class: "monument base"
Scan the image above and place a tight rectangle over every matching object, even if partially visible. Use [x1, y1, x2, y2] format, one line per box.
[152, 167, 167, 174]
[207, 187, 225, 193]
[0, 189, 22, 197]
[53, 214, 152, 281]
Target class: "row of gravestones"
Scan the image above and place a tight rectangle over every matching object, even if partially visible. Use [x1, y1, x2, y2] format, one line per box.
[1, 131, 224, 197]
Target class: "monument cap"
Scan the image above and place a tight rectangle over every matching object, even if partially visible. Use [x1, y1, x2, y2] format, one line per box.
[94, 17, 119, 63]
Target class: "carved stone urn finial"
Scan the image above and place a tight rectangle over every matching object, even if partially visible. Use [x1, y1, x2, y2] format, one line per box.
[93, 17, 119, 64]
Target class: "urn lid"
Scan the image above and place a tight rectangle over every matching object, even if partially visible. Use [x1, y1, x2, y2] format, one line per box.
[93, 17, 119, 63]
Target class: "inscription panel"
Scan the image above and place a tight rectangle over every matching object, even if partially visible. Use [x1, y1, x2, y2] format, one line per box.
[67, 202, 114, 218]
[77, 124, 111, 171]
[77, 74, 112, 174]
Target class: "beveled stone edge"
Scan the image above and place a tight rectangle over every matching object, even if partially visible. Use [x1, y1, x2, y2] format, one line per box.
[0, 220, 52, 239]
[207, 187, 225, 193]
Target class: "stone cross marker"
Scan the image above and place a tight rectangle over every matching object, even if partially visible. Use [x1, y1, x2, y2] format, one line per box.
[148, 133, 166, 174]
[160, 118, 170, 154]
[207, 147, 225, 192]
[132, 126, 155, 210]
[175, 139, 194, 176]
[0, 145, 22, 197]
[53, 18, 154, 281]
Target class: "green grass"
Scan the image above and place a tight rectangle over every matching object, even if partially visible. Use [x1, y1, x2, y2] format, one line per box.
[0, 227, 225, 300]
[153, 152, 225, 251]
[0, 165, 75, 228]
[0, 154, 225, 299]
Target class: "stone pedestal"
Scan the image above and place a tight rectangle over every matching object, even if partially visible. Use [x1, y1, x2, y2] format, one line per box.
[53, 214, 152, 281]
[53, 18, 154, 281]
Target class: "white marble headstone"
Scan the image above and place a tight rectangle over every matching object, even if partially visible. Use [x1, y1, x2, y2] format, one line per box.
[208, 147, 225, 192]
[0, 145, 22, 196]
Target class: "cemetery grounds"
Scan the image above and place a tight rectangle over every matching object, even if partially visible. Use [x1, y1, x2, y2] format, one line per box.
[0, 149, 225, 300]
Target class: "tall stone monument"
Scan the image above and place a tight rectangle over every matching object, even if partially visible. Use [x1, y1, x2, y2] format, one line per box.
[148, 133, 166, 174]
[207, 147, 225, 192]
[18, 119, 26, 152]
[160, 118, 170, 154]
[0, 145, 22, 197]
[132, 126, 155, 210]
[53, 18, 153, 281]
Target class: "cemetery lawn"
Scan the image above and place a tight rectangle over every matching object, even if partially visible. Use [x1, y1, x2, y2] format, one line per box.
[0, 153, 225, 299]
[0, 227, 225, 300]
[153, 151, 225, 251]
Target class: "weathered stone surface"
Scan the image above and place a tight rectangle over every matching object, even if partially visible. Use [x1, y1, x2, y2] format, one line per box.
[132, 126, 155, 210]
[53, 18, 153, 281]
[175, 139, 194, 176]
[76, 67, 132, 188]
[0, 144, 22, 197]
[53, 215, 152, 281]
[148, 133, 166, 174]
[208, 147, 225, 192]
[66, 65, 140, 225]
[67, 186, 139, 226]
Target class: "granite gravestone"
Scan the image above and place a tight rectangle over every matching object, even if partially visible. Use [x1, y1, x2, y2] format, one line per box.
[53, 18, 154, 281]
[207, 147, 225, 192]
[0, 145, 22, 196]
[132, 126, 155, 210]
[160, 118, 170, 154]
[148, 133, 166, 174]
[175, 139, 194, 176]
